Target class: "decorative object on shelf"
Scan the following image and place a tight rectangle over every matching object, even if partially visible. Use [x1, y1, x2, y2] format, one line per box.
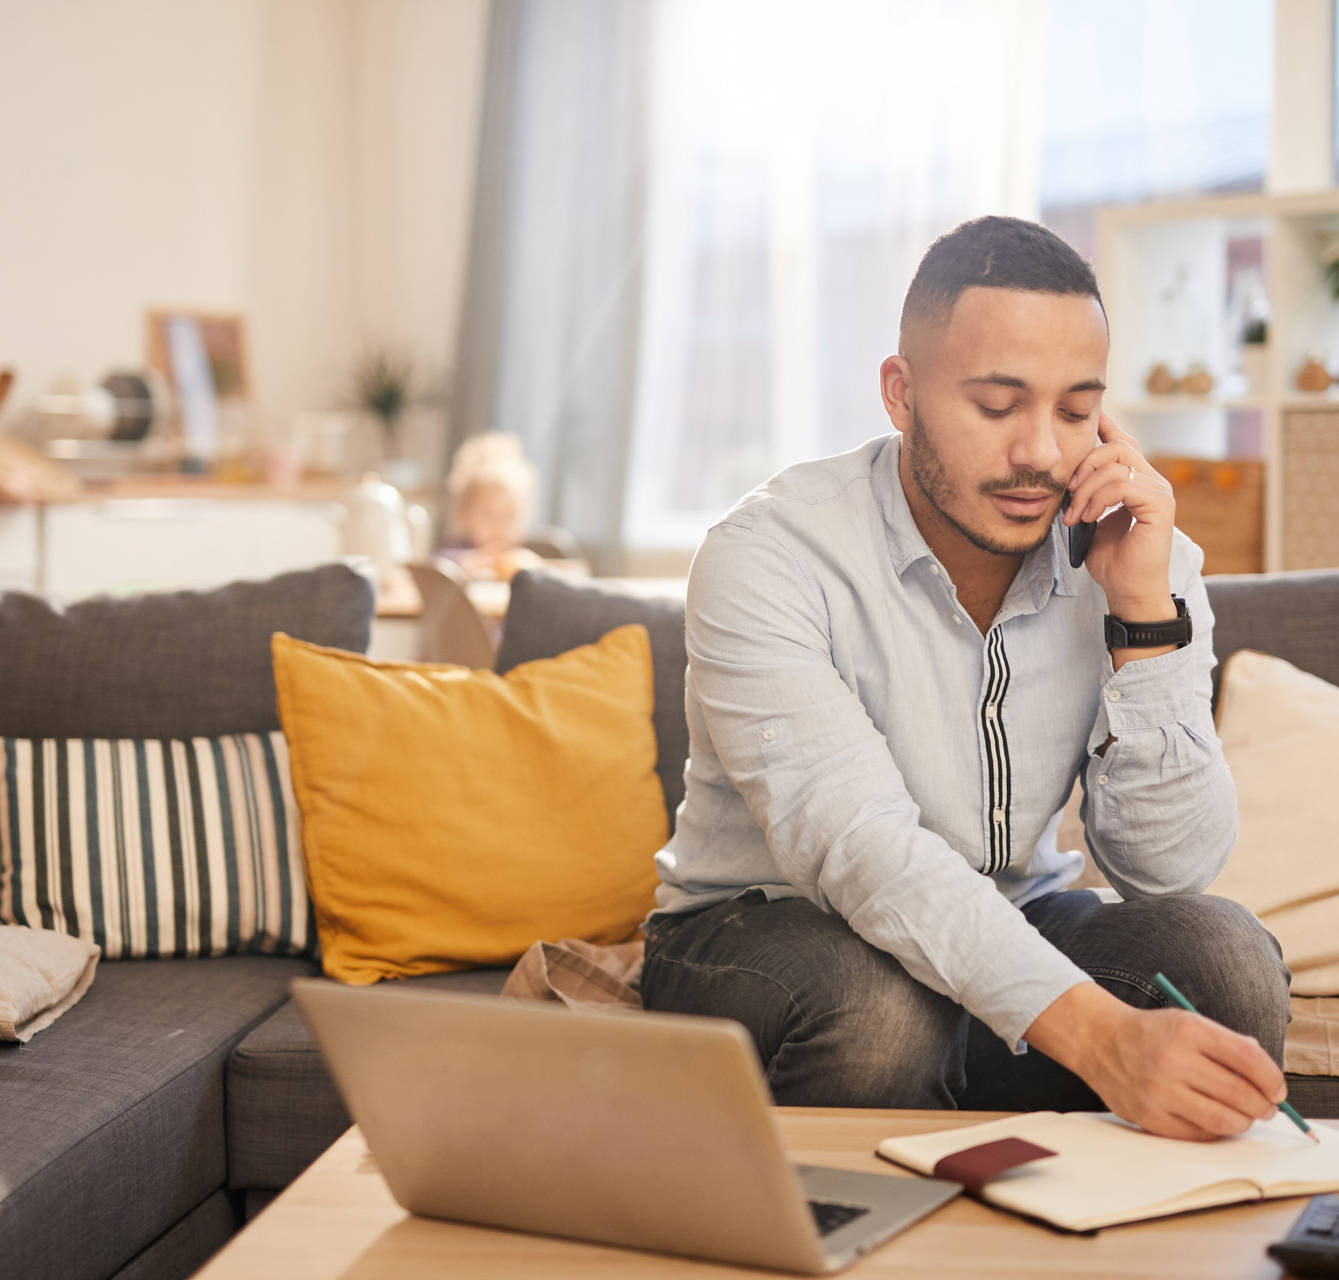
[291, 410, 356, 480]
[1180, 364, 1215, 396]
[1145, 362, 1180, 395]
[351, 348, 414, 460]
[348, 348, 449, 491]
[1240, 318, 1269, 393]
[145, 309, 251, 400]
[32, 369, 165, 442]
[1164, 459, 1197, 488]
[1295, 356, 1332, 392]
[146, 309, 252, 471]
[339, 472, 431, 585]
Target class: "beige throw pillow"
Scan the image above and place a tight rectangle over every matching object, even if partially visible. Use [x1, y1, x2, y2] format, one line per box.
[0, 923, 100, 1041]
[1208, 650, 1339, 995]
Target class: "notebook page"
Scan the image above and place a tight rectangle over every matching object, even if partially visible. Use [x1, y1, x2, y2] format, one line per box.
[877, 1112, 1339, 1231]
[1068, 1112, 1339, 1194]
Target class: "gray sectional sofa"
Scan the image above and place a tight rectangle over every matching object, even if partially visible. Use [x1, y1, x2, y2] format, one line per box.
[0, 566, 374, 1280]
[1, 560, 1337, 1280]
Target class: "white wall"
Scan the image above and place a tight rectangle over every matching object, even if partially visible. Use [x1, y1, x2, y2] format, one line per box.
[0, 0, 488, 459]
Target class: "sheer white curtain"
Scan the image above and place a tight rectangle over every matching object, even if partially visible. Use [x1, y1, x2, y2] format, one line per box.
[448, 0, 651, 574]
[624, 0, 1047, 551]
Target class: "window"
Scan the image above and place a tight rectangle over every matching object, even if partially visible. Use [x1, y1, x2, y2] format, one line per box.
[623, 0, 1274, 552]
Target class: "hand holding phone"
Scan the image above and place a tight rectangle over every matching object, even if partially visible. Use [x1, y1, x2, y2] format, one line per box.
[1062, 413, 1176, 608]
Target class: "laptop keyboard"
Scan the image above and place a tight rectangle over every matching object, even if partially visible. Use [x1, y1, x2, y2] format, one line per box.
[807, 1199, 871, 1236]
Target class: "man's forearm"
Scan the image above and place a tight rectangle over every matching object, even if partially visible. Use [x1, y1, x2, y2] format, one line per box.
[1023, 979, 1125, 1078]
[1083, 578, 1237, 899]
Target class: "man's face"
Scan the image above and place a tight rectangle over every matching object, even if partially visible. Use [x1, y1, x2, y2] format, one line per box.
[891, 287, 1109, 559]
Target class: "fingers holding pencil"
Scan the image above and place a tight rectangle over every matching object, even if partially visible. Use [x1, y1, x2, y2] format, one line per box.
[1154, 972, 1317, 1144]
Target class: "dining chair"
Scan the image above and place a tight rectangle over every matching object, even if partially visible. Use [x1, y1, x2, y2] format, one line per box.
[406, 561, 497, 669]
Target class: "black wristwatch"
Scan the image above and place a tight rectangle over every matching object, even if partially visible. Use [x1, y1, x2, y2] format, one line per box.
[1104, 595, 1192, 650]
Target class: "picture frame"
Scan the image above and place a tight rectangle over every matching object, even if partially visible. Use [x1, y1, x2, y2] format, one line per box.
[145, 309, 251, 464]
[145, 308, 251, 401]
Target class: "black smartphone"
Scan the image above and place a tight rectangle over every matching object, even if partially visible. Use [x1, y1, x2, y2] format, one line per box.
[1061, 492, 1096, 568]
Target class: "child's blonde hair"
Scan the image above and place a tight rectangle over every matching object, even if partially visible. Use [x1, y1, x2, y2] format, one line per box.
[445, 433, 538, 541]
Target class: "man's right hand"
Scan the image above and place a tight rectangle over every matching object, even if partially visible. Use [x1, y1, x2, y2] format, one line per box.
[1025, 981, 1286, 1141]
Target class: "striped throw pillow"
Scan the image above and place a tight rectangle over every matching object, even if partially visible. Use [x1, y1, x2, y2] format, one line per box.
[0, 733, 313, 959]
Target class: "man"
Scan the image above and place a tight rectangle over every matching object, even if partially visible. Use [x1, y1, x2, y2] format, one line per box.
[641, 216, 1290, 1141]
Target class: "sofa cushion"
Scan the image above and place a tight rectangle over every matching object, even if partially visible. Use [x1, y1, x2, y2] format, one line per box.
[0, 954, 315, 1280]
[1207, 649, 1339, 995]
[497, 569, 689, 829]
[273, 625, 667, 983]
[1, 731, 313, 960]
[226, 967, 511, 1190]
[0, 562, 375, 739]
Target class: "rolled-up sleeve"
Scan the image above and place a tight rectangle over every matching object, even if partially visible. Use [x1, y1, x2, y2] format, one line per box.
[1081, 543, 1238, 899]
[687, 519, 1090, 1050]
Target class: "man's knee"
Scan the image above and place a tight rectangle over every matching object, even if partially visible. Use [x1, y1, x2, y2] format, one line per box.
[744, 913, 967, 1107]
[778, 969, 966, 1108]
[643, 895, 966, 1107]
[1140, 894, 1290, 1059]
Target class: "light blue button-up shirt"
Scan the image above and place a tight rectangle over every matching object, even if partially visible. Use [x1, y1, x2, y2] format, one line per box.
[652, 432, 1238, 1049]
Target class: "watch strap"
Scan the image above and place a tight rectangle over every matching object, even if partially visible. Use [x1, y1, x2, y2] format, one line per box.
[1104, 595, 1192, 649]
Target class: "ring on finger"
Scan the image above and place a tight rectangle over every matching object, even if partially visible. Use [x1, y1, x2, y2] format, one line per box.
[1128, 465, 1135, 482]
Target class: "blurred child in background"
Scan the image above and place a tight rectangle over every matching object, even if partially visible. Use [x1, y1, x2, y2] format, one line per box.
[442, 433, 543, 580]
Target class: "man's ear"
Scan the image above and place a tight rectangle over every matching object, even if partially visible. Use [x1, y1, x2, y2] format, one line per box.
[879, 354, 913, 431]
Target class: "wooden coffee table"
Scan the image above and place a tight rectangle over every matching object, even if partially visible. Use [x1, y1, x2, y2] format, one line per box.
[194, 1109, 1309, 1278]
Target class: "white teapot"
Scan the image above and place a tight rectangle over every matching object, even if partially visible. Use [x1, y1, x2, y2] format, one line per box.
[340, 472, 431, 581]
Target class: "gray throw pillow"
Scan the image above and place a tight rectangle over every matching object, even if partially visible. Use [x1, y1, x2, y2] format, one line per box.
[0, 563, 375, 738]
[496, 569, 688, 831]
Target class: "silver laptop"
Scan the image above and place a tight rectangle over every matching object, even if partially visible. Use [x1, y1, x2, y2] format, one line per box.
[292, 979, 960, 1274]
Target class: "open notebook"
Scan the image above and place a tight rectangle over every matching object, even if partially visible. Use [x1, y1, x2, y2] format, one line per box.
[877, 1111, 1339, 1232]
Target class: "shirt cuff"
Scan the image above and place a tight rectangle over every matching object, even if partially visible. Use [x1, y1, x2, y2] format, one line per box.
[1089, 642, 1198, 753]
[959, 946, 1093, 1054]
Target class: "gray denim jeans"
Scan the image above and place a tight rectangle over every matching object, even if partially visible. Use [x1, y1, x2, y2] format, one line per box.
[640, 888, 1291, 1110]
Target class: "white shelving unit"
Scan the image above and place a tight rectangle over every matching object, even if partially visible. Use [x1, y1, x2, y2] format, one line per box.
[1097, 188, 1339, 571]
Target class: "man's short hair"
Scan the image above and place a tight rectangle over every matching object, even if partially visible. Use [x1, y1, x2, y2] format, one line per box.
[900, 216, 1104, 347]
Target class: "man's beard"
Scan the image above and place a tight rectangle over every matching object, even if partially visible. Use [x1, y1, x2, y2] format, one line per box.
[906, 404, 1061, 558]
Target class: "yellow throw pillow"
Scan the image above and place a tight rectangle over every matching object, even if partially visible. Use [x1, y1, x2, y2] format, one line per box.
[1208, 649, 1339, 995]
[272, 625, 667, 984]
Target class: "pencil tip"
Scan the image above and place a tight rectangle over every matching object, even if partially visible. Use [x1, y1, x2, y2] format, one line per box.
[1309, 1130, 1321, 1144]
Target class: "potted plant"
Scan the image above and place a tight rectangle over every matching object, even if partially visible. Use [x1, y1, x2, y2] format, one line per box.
[349, 348, 449, 490]
[351, 348, 414, 463]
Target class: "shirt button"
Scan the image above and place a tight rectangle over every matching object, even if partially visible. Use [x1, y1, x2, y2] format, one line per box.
[1107, 689, 1122, 702]
[992, 807, 1005, 822]
[929, 564, 941, 576]
[985, 705, 997, 719]
[762, 728, 776, 742]
[951, 615, 962, 626]
[1097, 774, 1109, 785]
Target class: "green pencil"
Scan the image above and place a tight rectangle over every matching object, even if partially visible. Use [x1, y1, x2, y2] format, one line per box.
[1152, 971, 1318, 1143]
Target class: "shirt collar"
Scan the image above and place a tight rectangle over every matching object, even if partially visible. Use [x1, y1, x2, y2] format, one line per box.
[875, 431, 1078, 605]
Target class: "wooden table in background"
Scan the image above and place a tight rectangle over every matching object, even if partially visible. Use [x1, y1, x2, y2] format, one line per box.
[194, 1109, 1308, 1279]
